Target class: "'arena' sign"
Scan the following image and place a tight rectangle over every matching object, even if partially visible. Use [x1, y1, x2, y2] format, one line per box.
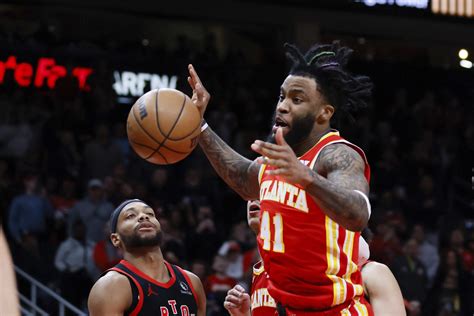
[112, 71, 178, 97]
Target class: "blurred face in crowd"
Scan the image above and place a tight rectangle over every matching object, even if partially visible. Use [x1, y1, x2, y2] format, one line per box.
[88, 185, 104, 202]
[247, 200, 261, 235]
[24, 176, 39, 193]
[450, 229, 464, 248]
[404, 239, 419, 258]
[197, 205, 213, 222]
[151, 169, 168, 188]
[111, 201, 162, 251]
[412, 224, 425, 243]
[268, 75, 333, 148]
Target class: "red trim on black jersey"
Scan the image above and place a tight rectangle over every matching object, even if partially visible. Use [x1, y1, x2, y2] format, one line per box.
[176, 266, 199, 309]
[109, 267, 144, 316]
[120, 260, 177, 289]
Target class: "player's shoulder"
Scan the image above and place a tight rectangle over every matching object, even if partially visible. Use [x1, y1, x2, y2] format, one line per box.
[91, 270, 130, 294]
[180, 268, 203, 287]
[316, 142, 365, 172]
[361, 261, 392, 281]
[88, 270, 132, 315]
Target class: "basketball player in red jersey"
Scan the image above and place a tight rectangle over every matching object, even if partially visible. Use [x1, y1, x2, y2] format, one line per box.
[224, 202, 405, 316]
[88, 199, 206, 316]
[188, 41, 374, 315]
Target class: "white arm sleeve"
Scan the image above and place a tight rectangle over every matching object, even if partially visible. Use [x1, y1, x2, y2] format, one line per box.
[353, 190, 371, 218]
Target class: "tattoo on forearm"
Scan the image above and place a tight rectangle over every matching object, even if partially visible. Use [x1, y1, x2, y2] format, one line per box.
[307, 144, 369, 230]
[199, 128, 259, 200]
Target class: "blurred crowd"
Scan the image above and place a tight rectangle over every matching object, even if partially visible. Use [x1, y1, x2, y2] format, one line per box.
[0, 24, 473, 316]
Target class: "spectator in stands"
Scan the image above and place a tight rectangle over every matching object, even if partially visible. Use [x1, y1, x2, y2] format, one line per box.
[186, 204, 219, 263]
[391, 238, 428, 316]
[205, 255, 237, 316]
[68, 179, 114, 243]
[8, 174, 53, 247]
[424, 249, 473, 316]
[54, 219, 94, 311]
[91, 222, 121, 279]
[411, 223, 439, 285]
[83, 123, 124, 179]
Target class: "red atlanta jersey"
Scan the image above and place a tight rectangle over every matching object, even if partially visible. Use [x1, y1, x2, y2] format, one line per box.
[257, 130, 371, 313]
[250, 261, 277, 316]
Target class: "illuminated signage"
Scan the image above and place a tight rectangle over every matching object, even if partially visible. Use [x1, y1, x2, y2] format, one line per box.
[112, 71, 178, 97]
[356, 0, 429, 8]
[432, 0, 474, 16]
[0, 56, 93, 90]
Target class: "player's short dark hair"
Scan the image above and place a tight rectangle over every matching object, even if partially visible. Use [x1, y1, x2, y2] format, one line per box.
[284, 41, 373, 124]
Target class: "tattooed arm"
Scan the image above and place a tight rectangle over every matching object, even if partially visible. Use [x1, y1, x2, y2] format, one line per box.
[306, 143, 370, 231]
[199, 126, 260, 200]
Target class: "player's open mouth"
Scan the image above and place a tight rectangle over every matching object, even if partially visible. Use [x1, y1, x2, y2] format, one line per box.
[248, 202, 261, 216]
[273, 117, 289, 133]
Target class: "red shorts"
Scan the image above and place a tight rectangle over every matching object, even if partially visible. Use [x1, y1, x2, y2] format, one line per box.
[282, 296, 374, 316]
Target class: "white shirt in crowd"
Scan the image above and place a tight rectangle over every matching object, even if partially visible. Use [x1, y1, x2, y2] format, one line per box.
[54, 238, 94, 274]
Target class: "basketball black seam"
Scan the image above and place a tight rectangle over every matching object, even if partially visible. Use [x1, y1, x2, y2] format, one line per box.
[150, 92, 187, 155]
[129, 139, 168, 163]
[131, 103, 190, 155]
[165, 119, 201, 141]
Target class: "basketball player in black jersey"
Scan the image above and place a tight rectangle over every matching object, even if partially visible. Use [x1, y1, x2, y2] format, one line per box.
[88, 199, 206, 316]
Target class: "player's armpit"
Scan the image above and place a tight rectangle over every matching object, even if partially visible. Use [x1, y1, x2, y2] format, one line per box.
[199, 126, 260, 200]
[184, 271, 207, 316]
[362, 262, 406, 316]
[88, 271, 132, 316]
[305, 143, 370, 231]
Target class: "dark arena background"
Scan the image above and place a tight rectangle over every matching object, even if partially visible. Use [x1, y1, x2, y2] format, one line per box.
[0, 0, 473, 315]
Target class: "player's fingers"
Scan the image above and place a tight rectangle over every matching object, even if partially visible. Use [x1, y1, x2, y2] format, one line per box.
[251, 144, 285, 159]
[275, 127, 288, 146]
[234, 284, 246, 293]
[225, 294, 241, 305]
[266, 168, 288, 176]
[223, 301, 238, 310]
[187, 76, 195, 89]
[263, 157, 288, 168]
[253, 140, 284, 151]
[188, 64, 203, 85]
[228, 288, 243, 297]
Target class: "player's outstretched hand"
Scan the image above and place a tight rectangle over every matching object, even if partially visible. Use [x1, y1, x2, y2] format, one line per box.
[187, 64, 210, 118]
[223, 285, 251, 316]
[251, 127, 313, 188]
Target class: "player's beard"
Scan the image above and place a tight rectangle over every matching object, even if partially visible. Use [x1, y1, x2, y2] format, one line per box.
[266, 111, 314, 147]
[120, 230, 163, 249]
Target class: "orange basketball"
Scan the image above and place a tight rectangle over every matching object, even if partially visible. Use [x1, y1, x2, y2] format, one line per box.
[126, 88, 201, 165]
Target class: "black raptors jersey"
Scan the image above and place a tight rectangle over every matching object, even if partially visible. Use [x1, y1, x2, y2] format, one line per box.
[107, 260, 198, 316]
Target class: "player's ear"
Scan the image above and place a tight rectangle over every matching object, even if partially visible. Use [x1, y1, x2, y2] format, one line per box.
[110, 233, 121, 248]
[316, 104, 334, 123]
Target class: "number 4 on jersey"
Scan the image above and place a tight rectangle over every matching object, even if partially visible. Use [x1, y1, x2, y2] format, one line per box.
[260, 211, 285, 253]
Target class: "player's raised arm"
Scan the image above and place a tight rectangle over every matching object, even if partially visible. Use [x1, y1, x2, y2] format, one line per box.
[187, 64, 260, 200]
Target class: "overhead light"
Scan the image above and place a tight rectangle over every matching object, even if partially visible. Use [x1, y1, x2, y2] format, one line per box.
[458, 49, 469, 59]
[460, 59, 472, 69]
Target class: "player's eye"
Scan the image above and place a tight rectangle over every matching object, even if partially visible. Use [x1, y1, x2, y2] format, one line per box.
[147, 212, 155, 217]
[293, 97, 303, 104]
[126, 213, 136, 219]
[278, 94, 284, 102]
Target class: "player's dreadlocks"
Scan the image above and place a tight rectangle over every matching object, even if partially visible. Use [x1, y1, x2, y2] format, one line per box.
[284, 41, 373, 124]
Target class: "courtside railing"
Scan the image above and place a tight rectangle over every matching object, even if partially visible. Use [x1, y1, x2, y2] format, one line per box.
[15, 266, 87, 316]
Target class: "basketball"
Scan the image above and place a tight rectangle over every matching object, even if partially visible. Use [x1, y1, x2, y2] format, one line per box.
[126, 88, 201, 165]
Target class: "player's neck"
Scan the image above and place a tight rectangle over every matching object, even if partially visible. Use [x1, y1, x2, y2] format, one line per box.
[292, 126, 332, 157]
[124, 247, 171, 283]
